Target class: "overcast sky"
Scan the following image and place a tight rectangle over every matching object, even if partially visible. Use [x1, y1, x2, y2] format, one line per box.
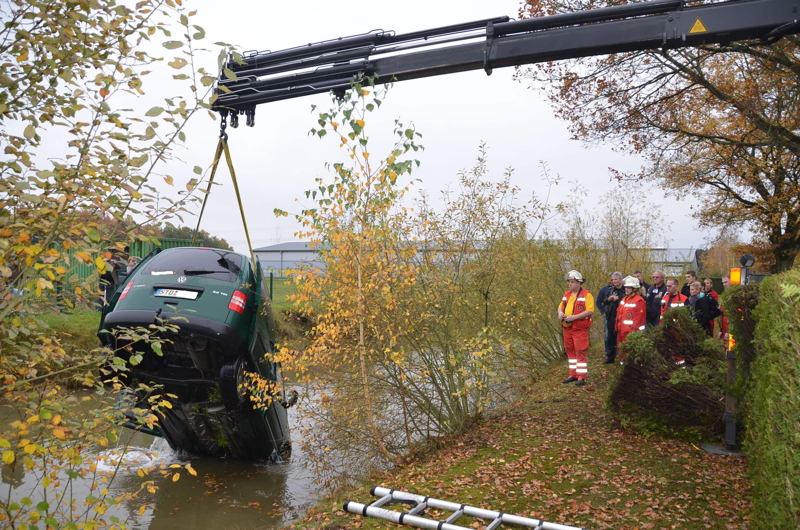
[162, 0, 715, 252]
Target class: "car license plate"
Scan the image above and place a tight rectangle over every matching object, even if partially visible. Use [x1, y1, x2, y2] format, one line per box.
[155, 288, 198, 300]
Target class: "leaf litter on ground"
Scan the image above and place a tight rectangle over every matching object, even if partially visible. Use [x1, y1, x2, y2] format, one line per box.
[289, 350, 750, 530]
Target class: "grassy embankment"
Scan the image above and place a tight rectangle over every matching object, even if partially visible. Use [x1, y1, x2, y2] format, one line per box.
[267, 276, 296, 314]
[288, 352, 752, 530]
[39, 310, 103, 357]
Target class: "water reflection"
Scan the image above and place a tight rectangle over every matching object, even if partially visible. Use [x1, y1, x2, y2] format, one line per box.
[112, 406, 317, 529]
[1, 392, 318, 530]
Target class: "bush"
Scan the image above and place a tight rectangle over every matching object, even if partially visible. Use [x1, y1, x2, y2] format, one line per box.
[607, 309, 726, 439]
[745, 270, 800, 528]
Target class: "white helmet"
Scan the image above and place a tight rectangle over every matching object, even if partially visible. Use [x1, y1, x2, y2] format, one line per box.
[566, 270, 585, 283]
[623, 275, 640, 289]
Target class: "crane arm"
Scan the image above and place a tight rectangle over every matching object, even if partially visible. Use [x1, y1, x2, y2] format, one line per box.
[213, 0, 799, 127]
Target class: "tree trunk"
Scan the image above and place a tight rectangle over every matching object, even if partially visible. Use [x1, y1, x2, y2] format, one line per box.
[769, 230, 798, 273]
[772, 248, 797, 274]
[356, 240, 394, 463]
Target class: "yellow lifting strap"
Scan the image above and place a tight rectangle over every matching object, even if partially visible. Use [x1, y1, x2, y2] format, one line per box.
[192, 137, 258, 269]
[192, 140, 223, 246]
[192, 137, 272, 317]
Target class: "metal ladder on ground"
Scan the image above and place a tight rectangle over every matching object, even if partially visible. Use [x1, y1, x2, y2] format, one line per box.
[344, 487, 588, 530]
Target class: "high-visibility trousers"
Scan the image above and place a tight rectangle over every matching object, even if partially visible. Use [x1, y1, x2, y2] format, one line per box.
[563, 326, 589, 380]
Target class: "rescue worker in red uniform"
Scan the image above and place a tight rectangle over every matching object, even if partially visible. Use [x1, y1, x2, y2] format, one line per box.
[558, 270, 594, 387]
[660, 278, 688, 321]
[615, 276, 646, 356]
[661, 278, 690, 364]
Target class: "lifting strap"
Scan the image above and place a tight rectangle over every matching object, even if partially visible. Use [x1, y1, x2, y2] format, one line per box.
[191, 132, 285, 452]
[193, 131, 277, 330]
[344, 487, 588, 530]
[191, 136, 259, 278]
[192, 139, 223, 247]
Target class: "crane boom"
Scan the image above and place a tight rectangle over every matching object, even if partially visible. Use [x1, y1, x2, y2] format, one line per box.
[213, 0, 799, 127]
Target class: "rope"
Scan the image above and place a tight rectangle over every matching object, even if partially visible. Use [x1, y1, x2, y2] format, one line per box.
[218, 139, 277, 330]
[217, 138, 282, 450]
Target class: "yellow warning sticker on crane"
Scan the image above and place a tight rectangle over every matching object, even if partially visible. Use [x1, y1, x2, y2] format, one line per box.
[689, 18, 708, 34]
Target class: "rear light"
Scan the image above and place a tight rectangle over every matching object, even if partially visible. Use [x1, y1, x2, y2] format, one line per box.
[228, 290, 247, 314]
[119, 281, 134, 300]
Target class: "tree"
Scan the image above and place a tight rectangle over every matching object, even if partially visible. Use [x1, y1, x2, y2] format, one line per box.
[274, 85, 552, 478]
[0, 0, 228, 316]
[275, 81, 423, 468]
[517, 0, 800, 273]
[697, 233, 742, 277]
[161, 223, 233, 250]
[0, 0, 227, 526]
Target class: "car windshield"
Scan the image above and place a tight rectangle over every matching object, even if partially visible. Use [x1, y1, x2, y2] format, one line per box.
[140, 249, 244, 282]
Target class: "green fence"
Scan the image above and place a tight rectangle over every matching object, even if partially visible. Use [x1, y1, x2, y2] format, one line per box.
[16, 239, 196, 305]
[127, 238, 196, 261]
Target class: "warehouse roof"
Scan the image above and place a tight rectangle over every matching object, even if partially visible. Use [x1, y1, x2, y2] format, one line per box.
[253, 242, 321, 252]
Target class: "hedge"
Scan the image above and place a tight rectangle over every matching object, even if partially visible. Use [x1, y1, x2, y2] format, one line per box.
[746, 269, 800, 528]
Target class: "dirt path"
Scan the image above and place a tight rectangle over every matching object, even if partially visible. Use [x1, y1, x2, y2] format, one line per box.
[293, 351, 751, 530]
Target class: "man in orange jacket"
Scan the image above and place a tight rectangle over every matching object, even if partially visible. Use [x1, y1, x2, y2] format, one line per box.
[660, 278, 688, 321]
[660, 277, 690, 364]
[558, 270, 594, 387]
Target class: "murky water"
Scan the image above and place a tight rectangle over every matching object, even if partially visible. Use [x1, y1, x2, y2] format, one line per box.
[1, 394, 319, 529]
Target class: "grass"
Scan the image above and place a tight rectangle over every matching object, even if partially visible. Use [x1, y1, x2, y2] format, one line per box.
[287, 348, 752, 530]
[39, 310, 102, 356]
[268, 276, 296, 314]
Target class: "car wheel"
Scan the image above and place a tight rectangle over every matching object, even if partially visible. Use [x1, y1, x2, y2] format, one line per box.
[279, 440, 292, 460]
[220, 355, 250, 408]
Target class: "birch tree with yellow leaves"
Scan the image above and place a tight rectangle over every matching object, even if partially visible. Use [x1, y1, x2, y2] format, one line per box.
[274, 81, 421, 468]
[276, 86, 568, 478]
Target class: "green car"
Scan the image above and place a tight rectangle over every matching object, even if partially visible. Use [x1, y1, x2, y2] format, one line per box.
[99, 247, 294, 460]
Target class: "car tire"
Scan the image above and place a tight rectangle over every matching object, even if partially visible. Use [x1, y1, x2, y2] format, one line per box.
[220, 355, 250, 408]
[278, 440, 292, 460]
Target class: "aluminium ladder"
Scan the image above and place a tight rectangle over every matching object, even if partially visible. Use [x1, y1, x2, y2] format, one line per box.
[344, 487, 587, 530]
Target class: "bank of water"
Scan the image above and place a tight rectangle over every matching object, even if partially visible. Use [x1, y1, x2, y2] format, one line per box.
[1, 397, 318, 529]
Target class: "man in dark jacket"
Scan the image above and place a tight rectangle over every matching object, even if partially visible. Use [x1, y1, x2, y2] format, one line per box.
[645, 270, 667, 327]
[633, 270, 650, 292]
[603, 272, 625, 364]
[596, 275, 613, 361]
[98, 249, 125, 311]
[681, 270, 698, 298]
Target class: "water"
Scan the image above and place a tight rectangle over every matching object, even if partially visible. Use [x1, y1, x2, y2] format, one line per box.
[1, 396, 319, 530]
[125, 434, 315, 529]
